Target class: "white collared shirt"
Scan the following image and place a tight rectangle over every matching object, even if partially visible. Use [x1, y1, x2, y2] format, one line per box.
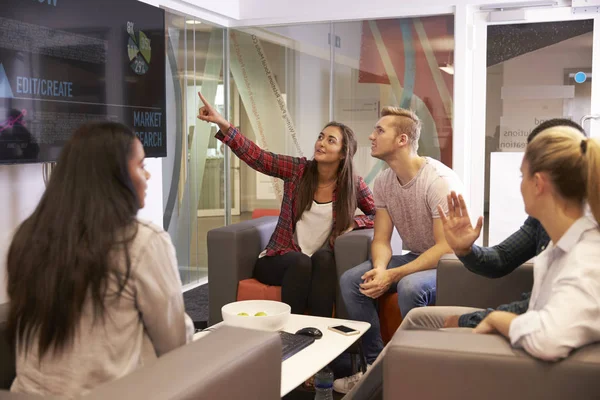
[509, 216, 600, 361]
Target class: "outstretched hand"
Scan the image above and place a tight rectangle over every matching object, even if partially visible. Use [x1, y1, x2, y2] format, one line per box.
[437, 191, 483, 257]
[197, 92, 230, 131]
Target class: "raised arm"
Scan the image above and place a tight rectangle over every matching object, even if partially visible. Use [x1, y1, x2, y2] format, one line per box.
[438, 191, 538, 278]
[197, 92, 304, 180]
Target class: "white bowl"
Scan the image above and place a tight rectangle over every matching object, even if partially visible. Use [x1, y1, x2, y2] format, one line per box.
[221, 300, 291, 332]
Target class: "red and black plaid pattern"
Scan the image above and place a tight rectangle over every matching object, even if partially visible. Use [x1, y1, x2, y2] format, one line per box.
[216, 126, 376, 256]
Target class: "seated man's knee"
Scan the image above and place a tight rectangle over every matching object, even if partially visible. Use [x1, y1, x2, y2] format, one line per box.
[400, 307, 431, 330]
[396, 273, 436, 316]
[340, 262, 370, 294]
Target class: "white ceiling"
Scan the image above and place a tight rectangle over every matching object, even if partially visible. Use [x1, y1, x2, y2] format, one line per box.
[154, 0, 569, 27]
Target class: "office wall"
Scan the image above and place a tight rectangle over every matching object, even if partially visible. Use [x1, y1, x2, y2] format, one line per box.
[0, 165, 45, 303]
[139, 0, 237, 26]
[487, 32, 592, 245]
[502, 34, 592, 126]
[0, 160, 163, 304]
[236, 0, 547, 24]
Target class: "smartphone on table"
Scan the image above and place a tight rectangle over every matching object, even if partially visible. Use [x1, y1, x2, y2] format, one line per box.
[328, 324, 360, 336]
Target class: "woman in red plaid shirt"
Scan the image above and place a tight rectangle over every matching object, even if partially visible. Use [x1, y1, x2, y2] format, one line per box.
[198, 93, 375, 317]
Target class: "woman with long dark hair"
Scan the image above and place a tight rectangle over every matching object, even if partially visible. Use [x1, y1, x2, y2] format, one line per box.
[7, 122, 193, 397]
[198, 93, 375, 317]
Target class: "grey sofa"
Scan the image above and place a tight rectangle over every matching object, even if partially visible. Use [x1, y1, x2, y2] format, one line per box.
[436, 253, 534, 308]
[207, 216, 403, 324]
[0, 324, 281, 400]
[383, 256, 600, 399]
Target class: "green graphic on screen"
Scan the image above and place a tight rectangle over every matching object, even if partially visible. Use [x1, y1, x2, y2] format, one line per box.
[127, 26, 151, 75]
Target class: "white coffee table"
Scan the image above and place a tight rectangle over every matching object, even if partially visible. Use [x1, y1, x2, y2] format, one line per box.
[194, 314, 370, 397]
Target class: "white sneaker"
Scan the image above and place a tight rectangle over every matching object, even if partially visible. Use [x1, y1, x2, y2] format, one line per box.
[333, 365, 371, 394]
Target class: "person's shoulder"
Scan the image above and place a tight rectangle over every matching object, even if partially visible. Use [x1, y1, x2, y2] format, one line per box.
[373, 168, 394, 193]
[561, 227, 600, 293]
[424, 157, 463, 189]
[424, 157, 459, 179]
[578, 221, 600, 251]
[374, 167, 394, 184]
[136, 218, 166, 235]
[569, 221, 600, 267]
[133, 219, 172, 250]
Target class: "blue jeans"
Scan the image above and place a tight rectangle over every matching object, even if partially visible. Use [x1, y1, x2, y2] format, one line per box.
[340, 254, 437, 364]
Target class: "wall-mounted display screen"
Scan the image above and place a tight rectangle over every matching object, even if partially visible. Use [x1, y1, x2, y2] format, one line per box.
[0, 0, 166, 164]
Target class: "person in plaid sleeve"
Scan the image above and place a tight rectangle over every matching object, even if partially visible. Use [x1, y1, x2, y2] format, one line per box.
[198, 93, 375, 317]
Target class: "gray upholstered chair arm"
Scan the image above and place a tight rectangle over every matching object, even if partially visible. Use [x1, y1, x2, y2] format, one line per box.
[436, 254, 534, 308]
[334, 229, 374, 319]
[334, 229, 374, 278]
[334, 228, 403, 278]
[385, 330, 600, 400]
[83, 326, 282, 400]
[207, 217, 278, 324]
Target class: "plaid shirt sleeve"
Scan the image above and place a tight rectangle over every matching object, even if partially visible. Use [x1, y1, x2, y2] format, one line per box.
[216, 126, 303, 180]
[459, 293, 532, 328]
[458, 217, 539, 278]
[354, 176, 375, 229]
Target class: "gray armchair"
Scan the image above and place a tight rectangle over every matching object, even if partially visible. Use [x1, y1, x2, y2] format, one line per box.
[0, 326, 282, 400]
[83, 326, 281, 400]
[383, 256, 600, 399]
[207, 217, 278, 325]
[385, 330, 600, 400]
[207, 216, 403, 324]
[436, 254, 534, 308]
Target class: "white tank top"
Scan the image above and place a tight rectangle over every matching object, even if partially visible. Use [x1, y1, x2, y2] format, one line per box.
[294, 200, 333, 256]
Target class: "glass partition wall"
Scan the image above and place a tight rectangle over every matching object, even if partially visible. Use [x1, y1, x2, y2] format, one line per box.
[163, 10, 225, 286]
[163, 12, 455, 287]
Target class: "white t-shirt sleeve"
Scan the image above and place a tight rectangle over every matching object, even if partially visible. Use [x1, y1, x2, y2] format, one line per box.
[134, 230, 194, 357]
[427, 177, 451, 219]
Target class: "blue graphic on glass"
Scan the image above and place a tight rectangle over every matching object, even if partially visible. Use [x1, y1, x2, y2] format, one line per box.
[575, 72, 587, 84]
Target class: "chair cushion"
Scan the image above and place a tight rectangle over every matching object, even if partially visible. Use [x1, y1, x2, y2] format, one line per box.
[237, 279, 282, 302]
[379, 293, 402, 344]
[251, 209, 280, 219]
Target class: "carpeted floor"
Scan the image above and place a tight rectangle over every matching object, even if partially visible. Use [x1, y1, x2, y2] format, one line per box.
[183, 284, 209, 329]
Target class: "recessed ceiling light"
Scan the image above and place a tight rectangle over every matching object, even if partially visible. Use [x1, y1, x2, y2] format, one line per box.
[185, 20, 202, 25]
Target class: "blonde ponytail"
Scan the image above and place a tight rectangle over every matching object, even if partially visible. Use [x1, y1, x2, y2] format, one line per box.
[585, 138, 600, 225]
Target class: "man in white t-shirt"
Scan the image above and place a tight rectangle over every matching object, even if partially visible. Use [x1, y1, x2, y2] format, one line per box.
[334, 107, 463, 394]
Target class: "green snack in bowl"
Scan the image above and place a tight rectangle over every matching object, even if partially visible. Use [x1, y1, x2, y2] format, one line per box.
[237, 312, 249, 316]
[254, 312, 267, 317]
